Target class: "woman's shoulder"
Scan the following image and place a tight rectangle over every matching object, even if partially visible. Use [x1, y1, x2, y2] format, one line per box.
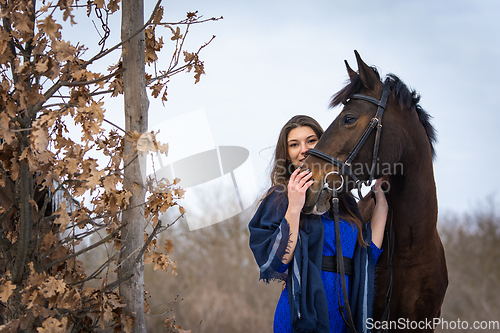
[249, 186, 289, 229]
[252, 185, 288, 216]
[260, 185, 287, 204]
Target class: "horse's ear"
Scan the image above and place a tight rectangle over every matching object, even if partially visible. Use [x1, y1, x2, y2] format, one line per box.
[354, 50, 378, 89]
[344, 60, 358, 81]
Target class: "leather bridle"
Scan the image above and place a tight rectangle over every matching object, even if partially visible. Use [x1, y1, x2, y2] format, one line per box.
[306, 78, 390, 198]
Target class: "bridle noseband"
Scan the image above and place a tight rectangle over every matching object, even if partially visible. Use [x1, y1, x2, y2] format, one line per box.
[306, 79, 390, 198]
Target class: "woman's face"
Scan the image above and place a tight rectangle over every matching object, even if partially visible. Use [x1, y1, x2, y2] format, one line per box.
[287, 126, 319, 169]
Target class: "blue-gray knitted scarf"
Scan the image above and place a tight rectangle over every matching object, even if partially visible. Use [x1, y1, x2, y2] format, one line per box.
[249, 189, 329, 332]
[248, 188, 376, 333]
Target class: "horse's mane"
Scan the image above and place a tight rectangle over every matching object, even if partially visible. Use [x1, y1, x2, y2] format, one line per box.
[330, 67, 437, 159]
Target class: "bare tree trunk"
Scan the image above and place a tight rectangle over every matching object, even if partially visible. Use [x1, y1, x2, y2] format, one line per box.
[12, 131, 33, 284]
[119, 0, 148, 331]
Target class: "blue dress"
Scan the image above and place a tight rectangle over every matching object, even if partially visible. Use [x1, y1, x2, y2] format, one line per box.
[273, 213, 383, 333]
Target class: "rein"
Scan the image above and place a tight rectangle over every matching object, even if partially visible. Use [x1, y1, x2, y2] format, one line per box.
[332, 195, 357, 333]
[305, 79, 393, 333]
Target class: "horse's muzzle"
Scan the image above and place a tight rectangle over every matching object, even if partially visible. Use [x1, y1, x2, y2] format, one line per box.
[303, 185, 332, 215]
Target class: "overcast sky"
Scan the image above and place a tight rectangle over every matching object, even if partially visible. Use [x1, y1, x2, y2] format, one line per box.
[98, 0, 500, 219]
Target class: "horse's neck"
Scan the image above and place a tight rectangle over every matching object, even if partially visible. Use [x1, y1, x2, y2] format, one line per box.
[391, 153, 438, 253]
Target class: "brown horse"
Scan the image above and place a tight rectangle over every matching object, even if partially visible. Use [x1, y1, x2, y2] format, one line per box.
[302, 51, 448, 332]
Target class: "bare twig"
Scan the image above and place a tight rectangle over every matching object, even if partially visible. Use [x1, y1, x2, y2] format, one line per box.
[147, 35, 216, 85]
[67, 251, 120, 286]
[81, 0, 162, 69]
[9, 128, 32, 132]
[103, 118, 130, 137]
[159, 16, 223, 26]
[158, 214, 183, 234]
[60, 68, 124, 87]
[49, 89, 114, 99]
[40, 224, 125, 271]
[145, 295, 184, 318]
[103, 271, 133, 292]
[135, 220, 162, 263]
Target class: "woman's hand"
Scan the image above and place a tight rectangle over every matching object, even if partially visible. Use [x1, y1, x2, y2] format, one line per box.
[282, 168, 313, 265]
[372, 175, 389, 207]
[287, 168, 314, 213]
[371, 176, 390, 249]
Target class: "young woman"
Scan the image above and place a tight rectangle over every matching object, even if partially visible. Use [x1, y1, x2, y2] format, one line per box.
[249, 115, 388, 333]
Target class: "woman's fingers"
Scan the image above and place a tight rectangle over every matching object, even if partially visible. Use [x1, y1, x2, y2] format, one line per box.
[289, 167, 301, 183]
[373, 176, 389, 207]
[304, 179, 315, 190]
[374, 175, 389, 192]
[299, 171, 313, 185]
[294, 169, 312, 186]
[288, 169, 313, 192]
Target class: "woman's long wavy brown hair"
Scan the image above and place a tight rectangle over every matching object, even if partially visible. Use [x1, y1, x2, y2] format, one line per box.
[265, 115, 366, 246]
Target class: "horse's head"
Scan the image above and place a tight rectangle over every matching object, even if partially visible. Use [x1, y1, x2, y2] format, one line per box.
[302, 50, 436, 214]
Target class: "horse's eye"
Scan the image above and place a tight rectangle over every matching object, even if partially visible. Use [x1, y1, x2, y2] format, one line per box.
[343, 116, 357, 125]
